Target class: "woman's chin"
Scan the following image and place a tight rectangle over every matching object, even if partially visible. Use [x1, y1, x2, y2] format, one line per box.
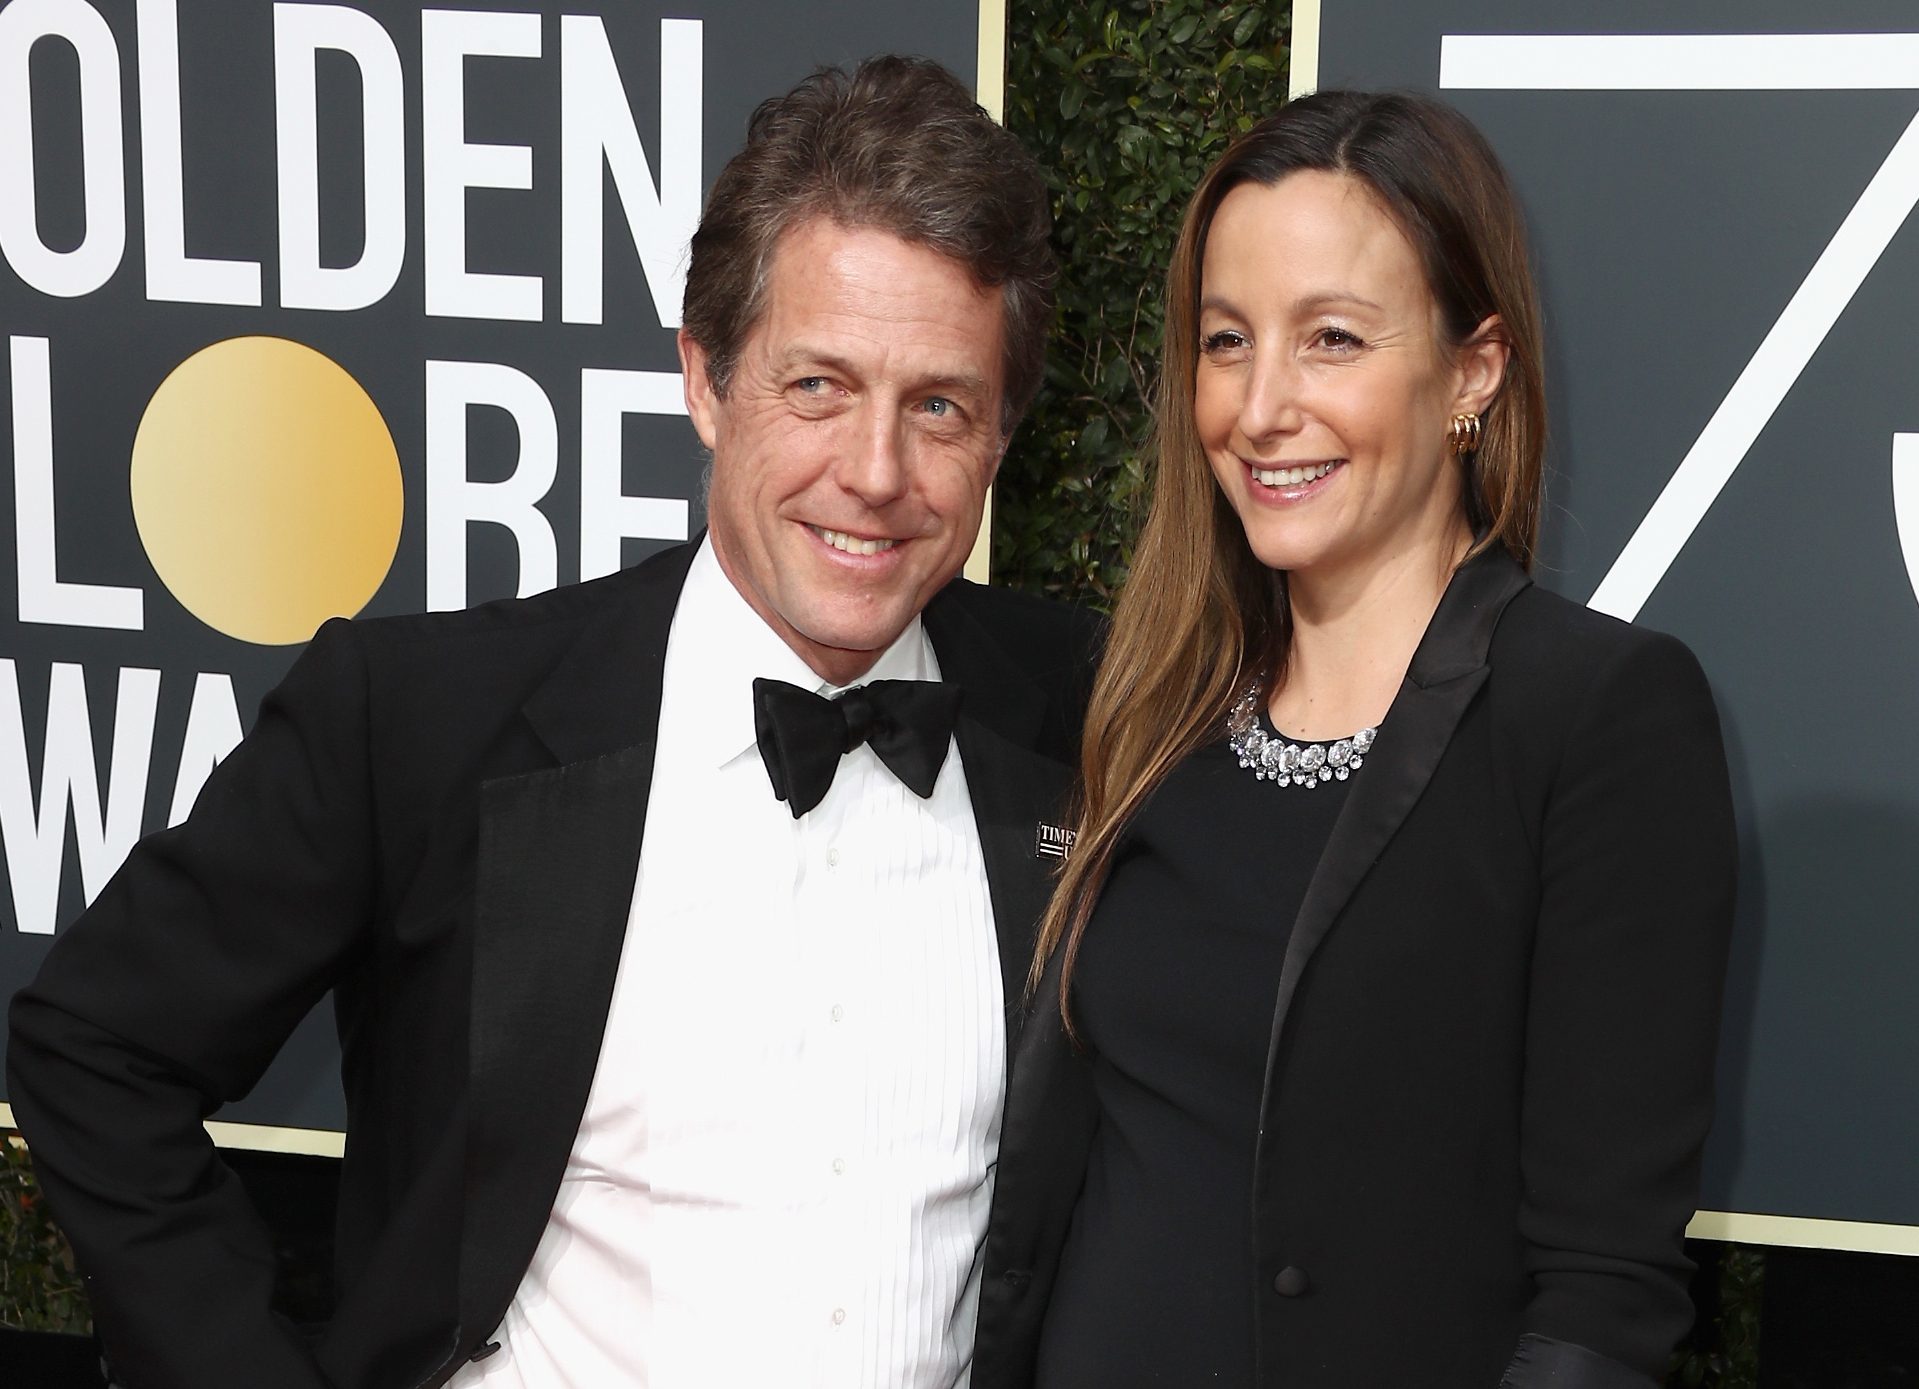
[1237, 525, 1333, 578]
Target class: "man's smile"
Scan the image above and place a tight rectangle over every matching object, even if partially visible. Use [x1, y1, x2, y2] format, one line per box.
[806, 522, 902, 555]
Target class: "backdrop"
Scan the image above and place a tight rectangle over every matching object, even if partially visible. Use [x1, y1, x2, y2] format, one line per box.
[0, 0, 993, 1144]
[1300, 0, 1919, 1252]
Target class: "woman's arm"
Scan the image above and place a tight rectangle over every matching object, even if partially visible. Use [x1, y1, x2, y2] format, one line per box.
[1505, 629, 1737, 1384]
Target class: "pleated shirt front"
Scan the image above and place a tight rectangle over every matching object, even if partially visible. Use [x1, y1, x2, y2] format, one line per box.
[456, 539, 1004, 1389]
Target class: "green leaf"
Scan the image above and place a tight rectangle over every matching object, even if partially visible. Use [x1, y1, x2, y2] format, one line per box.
[1115, 123, 1154, 160]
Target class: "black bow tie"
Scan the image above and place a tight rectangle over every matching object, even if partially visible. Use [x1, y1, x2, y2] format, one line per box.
[752, 677, 963, 818]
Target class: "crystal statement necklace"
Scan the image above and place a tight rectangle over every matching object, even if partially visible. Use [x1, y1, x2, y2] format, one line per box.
[1226, 684, 1376, 788]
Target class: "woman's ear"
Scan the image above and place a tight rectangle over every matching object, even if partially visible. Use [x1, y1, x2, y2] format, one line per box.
[1453, 314, 1510, 418]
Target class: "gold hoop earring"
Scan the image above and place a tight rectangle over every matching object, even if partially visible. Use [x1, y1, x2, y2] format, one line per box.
[1448, 412, 1482, 456]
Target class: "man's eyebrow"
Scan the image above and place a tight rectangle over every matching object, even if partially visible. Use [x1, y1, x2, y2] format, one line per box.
[774, 344, 858, 377]
[775, 346, 993, 400]
[918, 369, 993, 400]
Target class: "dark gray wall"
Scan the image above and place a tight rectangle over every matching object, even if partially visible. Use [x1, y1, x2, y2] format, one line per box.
[1319, 0, 1919, 1230]
[0, 0, 982, 1133]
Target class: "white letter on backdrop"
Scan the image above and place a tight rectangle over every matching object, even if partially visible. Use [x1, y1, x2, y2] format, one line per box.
[421, 9, 542, 320]
[0, 661, 159, 935]
[168, 671, 243, 826]
[137, 0, 263, 304]
[274, 3, 406, 311]
[560, 16, 701, 327]
[0, 0, 127, 297]
[10, 337, 145, 631]
[578, 368, 690, 581]
[425, 359, 558, 610]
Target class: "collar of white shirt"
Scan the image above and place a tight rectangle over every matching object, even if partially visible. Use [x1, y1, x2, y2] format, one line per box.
[663, 536, 942, 773]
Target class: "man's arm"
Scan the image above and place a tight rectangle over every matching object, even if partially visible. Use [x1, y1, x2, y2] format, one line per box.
[7, 619, 381, 1389]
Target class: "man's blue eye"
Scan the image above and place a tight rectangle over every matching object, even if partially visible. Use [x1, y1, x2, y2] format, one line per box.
[926, 398, 952, 416]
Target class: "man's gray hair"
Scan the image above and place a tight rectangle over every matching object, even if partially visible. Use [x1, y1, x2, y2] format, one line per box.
[680, 55, 1056, 436]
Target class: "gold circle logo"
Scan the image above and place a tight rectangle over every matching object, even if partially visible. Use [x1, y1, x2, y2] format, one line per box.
[131, 336, 403, 646]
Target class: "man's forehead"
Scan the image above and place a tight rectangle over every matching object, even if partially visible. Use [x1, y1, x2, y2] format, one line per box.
[761, 219, 996, 310]
[743, 221, 1006, 389]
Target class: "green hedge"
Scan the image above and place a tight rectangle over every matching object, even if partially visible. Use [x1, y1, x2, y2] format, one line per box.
[994, 0, 1290, 603]
[1, 1134, 86, 1333]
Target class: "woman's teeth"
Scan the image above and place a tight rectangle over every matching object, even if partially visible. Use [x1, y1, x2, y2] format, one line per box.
[815, 527, 896, 555]
[1252, 462, 1338, 487]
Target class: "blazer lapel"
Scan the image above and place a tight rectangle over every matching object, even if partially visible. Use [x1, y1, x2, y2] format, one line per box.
[459, 543, 695, 1337]
[924, 587, 1067, 1052]
[1255, 549, 1532, 1128]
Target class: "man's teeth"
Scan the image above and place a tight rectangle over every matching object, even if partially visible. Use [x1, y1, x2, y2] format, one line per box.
[1252, 462, 1338, 487]
[815, 527, 897, 555]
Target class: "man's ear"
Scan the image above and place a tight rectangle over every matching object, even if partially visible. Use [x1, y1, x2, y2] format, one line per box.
[989, 430, 1011, 480]
[1453, 314, 1510, 419]
[678, 330, 720, 450]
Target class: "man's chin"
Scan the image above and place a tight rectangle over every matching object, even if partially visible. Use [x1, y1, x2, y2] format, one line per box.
[785, 614, 918, 684]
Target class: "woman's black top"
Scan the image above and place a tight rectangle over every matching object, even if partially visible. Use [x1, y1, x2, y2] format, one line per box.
[1034, 722, 1357, 1387]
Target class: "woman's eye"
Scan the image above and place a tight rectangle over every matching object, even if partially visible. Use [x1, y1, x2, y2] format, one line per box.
[1201, 330, 1248, 354]
[1316, 327, 1363, 350]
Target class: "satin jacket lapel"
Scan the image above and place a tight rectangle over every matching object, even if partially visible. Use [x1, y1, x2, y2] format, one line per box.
[458, 543, 695, 1337]
[1255, 550, 1532, 1133]
[923, 587, 1064, 1053]
[1000, 925, 1076, 1160]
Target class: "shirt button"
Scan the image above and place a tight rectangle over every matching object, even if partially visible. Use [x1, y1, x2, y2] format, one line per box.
[831, 1308, 846, 1325]
[826, 846, 840, 867]
[832, 1157, 846, 1175]
[1271, 1265, 1311, 1297]
[830, 1004, 845, 1022]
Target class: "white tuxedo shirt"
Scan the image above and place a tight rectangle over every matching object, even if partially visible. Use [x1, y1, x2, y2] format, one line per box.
[454, 540, 1004, 1388]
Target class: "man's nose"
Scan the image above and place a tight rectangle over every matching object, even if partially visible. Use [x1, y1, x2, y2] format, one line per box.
[837, 407, 910, 506]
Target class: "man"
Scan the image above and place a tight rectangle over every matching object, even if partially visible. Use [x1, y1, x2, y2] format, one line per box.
[7, 57, 1094, 1389]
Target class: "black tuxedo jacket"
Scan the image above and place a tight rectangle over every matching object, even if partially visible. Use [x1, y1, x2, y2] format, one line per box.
[971, 550, 1738, 1389]
[7, 541, 1099, 1389]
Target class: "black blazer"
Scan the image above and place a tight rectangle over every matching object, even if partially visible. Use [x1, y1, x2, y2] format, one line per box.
[973, 549, 1737, 1389]
[6, 540, 1099, 1389]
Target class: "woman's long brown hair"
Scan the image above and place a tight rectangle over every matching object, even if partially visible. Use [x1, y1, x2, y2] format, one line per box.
[1030, 91, 1549, 1035]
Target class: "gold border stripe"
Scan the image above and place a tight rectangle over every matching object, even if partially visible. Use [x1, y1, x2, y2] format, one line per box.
[1290, 0, 1322, 98]
[202, 1119, 345, 1157]
[976, 0, 1007, 120]
[966, 0, 1008, 585]
[1688, 1209, 1919, 1257]
[2, 1102, 346, 1158]
[8, 1099, 1919, 1251]
[966, 489, 995, 583]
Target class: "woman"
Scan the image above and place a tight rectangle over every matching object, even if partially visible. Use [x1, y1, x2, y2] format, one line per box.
[974, 92, 1736, 1388]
